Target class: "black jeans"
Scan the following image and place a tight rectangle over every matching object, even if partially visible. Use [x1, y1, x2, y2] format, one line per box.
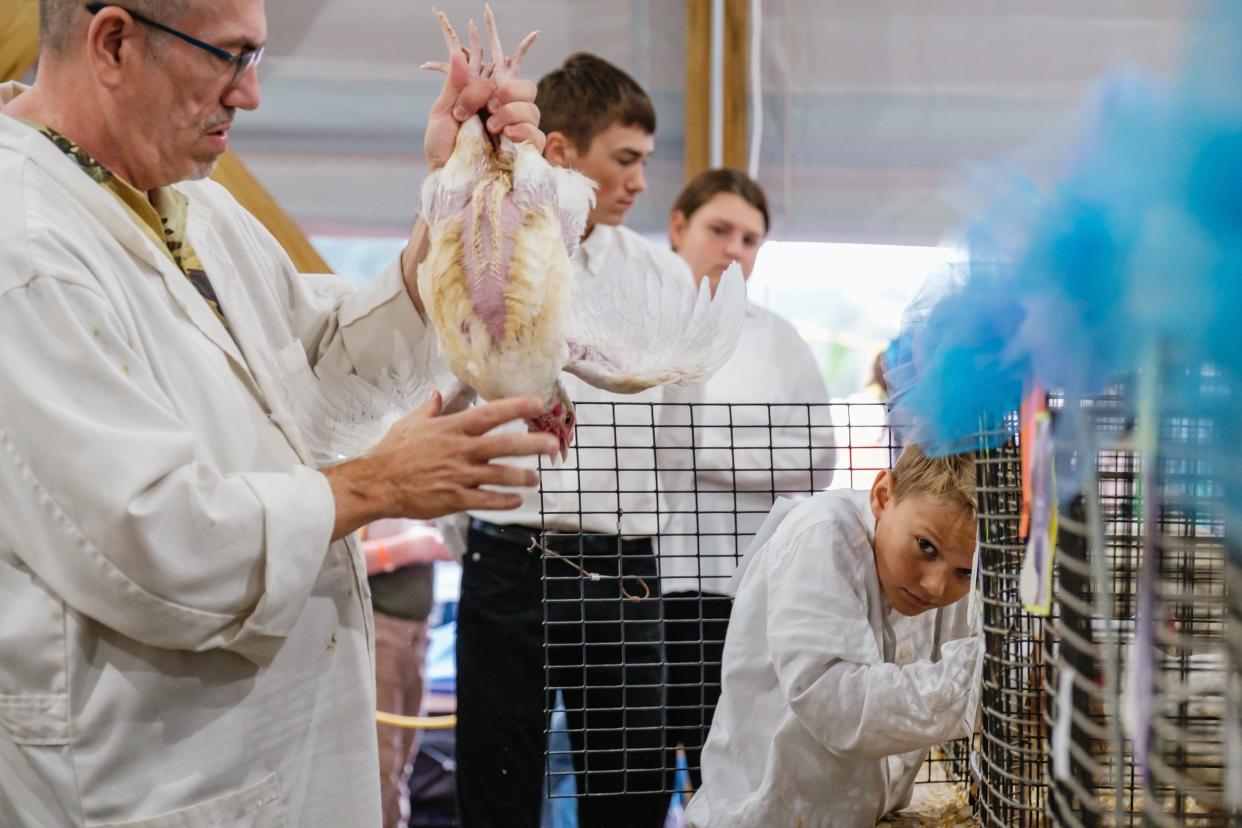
[661, 590, 732, 791]
[455, 521, 669, 828]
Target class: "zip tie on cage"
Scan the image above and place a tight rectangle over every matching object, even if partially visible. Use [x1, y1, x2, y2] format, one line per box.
[525, 537, 652, 602]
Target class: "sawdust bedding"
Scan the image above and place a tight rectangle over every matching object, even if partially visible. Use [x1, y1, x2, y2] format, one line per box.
[877, 782, 976, 827]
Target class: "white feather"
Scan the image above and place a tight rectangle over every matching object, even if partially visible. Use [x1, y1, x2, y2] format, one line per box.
[564, 262, 746, 393]
[550, 166, 596, 254]
[508, 136, 596, 256]
[421, 118, 491, 225]
[277, 334, 452, 467]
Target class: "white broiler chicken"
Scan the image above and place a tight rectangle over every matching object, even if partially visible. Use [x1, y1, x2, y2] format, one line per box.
[416, 6, 745, 458]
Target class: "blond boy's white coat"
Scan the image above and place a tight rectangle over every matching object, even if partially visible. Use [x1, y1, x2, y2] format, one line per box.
[686, 489, 981, 828]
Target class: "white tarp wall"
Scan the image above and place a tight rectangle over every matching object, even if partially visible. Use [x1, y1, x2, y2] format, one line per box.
[244, 0, 1192, 242]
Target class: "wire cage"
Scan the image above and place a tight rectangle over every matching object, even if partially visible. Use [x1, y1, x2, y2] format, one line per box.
[1228, 554, 1242, 816]
[1041, 394, 1142, 828]
[972, 411, 1053, 828]
[1142, 380, 1232, 826]
[1039, 382, 1235, 828]
[957, 373, 1241, 828]
[537, 400, 974, 808]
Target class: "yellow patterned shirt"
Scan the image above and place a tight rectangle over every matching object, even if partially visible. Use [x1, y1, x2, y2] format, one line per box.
[24, 121, 227, 323]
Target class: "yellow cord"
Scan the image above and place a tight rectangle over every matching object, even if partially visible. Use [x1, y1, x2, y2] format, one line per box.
[375, 711, 458, 730]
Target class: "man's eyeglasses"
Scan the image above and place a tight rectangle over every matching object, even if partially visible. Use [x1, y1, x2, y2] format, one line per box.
[84, 3, 264, 86]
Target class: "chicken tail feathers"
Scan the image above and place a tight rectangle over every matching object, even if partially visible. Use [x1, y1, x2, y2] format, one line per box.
[564, 261, 746, 393]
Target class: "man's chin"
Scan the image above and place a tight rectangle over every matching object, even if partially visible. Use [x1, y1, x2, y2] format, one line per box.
[188, 156, 221, 182]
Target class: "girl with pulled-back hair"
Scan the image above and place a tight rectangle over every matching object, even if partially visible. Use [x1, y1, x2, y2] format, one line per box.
[669, 167, 770, 288]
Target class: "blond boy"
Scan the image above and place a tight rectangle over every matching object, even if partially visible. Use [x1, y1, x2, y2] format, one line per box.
[686, 445, 982, 828]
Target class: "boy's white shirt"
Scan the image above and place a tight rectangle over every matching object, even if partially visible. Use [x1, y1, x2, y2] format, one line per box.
[725, 494, 798, 595]
[686, 489, 981, 828]
[655, 302, 834, 594]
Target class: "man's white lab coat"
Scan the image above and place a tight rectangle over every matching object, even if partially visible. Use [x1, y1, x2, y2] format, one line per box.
[0, 84, 431, 827]
[685, 490, 981, 828]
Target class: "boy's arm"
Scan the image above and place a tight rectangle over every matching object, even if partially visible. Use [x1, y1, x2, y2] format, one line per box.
[765, 522, 981, 760]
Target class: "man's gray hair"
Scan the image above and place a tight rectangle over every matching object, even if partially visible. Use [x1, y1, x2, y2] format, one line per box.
[39, 0, 196, 55]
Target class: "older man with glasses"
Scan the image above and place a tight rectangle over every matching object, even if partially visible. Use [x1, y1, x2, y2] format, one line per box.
[0, 1, 553, 826]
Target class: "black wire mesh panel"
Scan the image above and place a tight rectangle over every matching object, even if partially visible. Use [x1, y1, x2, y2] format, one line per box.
[537, 401, 972, 802]
[1227, 555, 1242, 816]
[1143, 381, 1231, 826]
[1043, 395, 1140, 828]
[973, 412, 1051, 828]
[1043, 384, 1234, 827]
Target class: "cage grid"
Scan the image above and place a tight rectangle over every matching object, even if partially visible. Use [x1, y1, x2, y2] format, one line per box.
[533, 393, 1239, 825]
[1037, 386, 1234, 828]
[1228, 556, 1242, 816]
[538, 401, 973, 806]
[972, 411, 1053, 828]
[1142, 391, 1231, 826]
[1043, 427, 1144, 828]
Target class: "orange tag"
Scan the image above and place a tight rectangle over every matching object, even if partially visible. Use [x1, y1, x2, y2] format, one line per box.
[1019, 383, 1047, 539]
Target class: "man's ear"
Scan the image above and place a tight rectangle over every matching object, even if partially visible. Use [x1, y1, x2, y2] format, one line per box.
[668, 210, 688, 251]
[870, 469, 894, 519]
[543, 131, 577, 168]
[86, 7, 139, 89]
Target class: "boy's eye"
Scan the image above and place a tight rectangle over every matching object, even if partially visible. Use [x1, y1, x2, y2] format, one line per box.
[916, 537, 936, 556]
[956, 568, 973, 579]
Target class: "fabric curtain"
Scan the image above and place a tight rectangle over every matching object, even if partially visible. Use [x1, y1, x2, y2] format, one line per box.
[752, 0, 1194, 244]
[237, 0, 683, 237]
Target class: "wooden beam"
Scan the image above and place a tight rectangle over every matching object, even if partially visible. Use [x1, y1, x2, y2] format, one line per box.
[0, 0, 39, 83]
[210, 152, 333, 274]
[722, 0, 750, 171]
[685, 0, 711, 182]
[684, 0, 750, 182]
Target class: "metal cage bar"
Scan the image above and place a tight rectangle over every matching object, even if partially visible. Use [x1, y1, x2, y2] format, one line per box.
[973, 412, 1051, 828]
